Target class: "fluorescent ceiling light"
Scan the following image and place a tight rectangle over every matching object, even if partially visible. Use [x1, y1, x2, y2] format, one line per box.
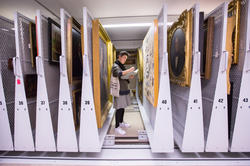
[1, 28, 9, 32]
[103, 23, 151, 28]
[103, 22, 173, 28]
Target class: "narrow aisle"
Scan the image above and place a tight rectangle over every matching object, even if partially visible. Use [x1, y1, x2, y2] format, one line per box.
[107, 95, 148, 144]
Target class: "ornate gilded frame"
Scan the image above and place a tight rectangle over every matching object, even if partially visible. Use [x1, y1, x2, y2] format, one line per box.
[227, 0, 241, 64]
[92, 19, 113, 128]
[167, 9, 193, 87]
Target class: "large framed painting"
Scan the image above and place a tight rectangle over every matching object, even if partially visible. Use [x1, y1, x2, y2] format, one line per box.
[167, 9, 193, 87]
[92, 19, 113, 128]
[29, 22, 37, 68]
[48, 17, 61, 64]
[142, 19, 158, 107]
[202, 17, 214, 80]
[226, 0, 241, 65]
[72, 89, 81, 129]
[66, 17, 83, 85]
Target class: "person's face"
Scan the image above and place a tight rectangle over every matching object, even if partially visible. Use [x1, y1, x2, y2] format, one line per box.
[175, 37, 179, 52]
[119, 55, 128, 64]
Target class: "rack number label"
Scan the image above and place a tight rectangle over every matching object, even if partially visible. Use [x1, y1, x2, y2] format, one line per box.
[162, 100, 167, 104]
[85, 101, 90, 105]
[243, 98, 248, 102]
[218, 98, 223, 103]
[63, 101, 67, 105]
[19, 101, 23, 105]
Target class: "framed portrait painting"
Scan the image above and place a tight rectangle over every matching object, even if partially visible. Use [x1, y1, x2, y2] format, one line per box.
[92, 19, 113, 128]
[48, 17, 61, 64]
[167, 9, 193, 87]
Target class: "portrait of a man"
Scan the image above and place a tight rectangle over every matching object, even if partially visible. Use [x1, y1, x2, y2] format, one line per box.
[170, 28, 185, 77]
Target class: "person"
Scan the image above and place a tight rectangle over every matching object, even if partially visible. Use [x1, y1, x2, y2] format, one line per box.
[111, 51, 135, 135]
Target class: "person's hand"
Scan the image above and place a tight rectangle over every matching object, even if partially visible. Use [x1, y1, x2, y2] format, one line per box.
[129, 75, 134, 79]
[129, 67, 135, 72]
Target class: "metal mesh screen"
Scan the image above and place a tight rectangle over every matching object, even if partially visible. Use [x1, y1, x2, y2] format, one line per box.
[229, 1, 248, 139]
[42, 16, 60, 133]
[16, 13, 37, 132]
[87, 13, 93, 84]
[0, 16, 16, 136]
[201, 5, 225, 141]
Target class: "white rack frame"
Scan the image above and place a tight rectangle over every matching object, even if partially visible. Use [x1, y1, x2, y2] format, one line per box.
[0, 65, 13, 151]
[147, 3, 174, 153]
[35, 10, 56, 152]
[180, 4, 205, 152]
[79, 7, 115, 152]
[13, 12, 35, 151]
[231, 0, 250, 152]
[205, 2, 229, 152]
[56, 8, 78, 152]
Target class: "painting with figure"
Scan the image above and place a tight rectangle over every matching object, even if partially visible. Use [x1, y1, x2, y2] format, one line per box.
[170, 28, 185, 77]
[142, 19, 158, 107]
[167, 9, 193, 87]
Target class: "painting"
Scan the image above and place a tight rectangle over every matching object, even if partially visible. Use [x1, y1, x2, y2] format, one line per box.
[167, 9, 193, 87]
[66, 17, 83, 84]
[24, 74, 37, 98]
[29, 22, 37, 68]
[72, 89, 81, 129]
[202, 17, 214, 80]
[92, 19, 113, 128]
[142, 19, 158, 107]
[48, 17, 61, 64]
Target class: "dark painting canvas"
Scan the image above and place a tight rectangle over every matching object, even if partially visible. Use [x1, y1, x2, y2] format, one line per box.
[48, 18, 61, 63]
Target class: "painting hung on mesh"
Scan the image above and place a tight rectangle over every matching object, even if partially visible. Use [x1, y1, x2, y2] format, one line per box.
[142, 19, 158, 107]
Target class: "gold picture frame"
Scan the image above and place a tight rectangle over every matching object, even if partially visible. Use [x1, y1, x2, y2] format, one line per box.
[92, 19, 113, 128]
[137, 48, 143, 103]
[142, 19, 159, 107]
[227, 0, 241, 65]
[167, 9, 193, 87]
[67, 17, 83, 85]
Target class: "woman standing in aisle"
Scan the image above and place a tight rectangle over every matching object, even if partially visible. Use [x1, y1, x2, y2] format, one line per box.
[111, 51, 135, 135]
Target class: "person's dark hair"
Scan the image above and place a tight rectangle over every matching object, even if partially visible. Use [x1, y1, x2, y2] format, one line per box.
[118, 51, 130, 57]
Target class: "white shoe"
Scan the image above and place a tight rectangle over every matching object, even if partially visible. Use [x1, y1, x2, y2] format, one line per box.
[115, 127, 126, 135]
[119, 122, 131, 128]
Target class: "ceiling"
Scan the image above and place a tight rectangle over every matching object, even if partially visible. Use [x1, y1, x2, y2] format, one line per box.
[1, 0, 231, 49]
